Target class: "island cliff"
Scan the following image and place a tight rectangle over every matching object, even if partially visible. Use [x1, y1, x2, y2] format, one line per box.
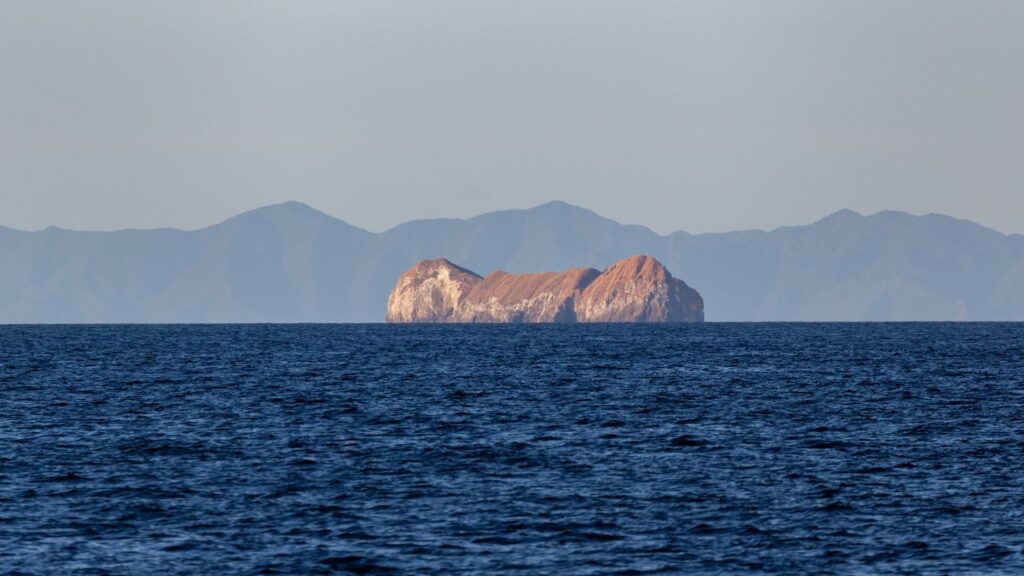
[386, 255, 703, 323]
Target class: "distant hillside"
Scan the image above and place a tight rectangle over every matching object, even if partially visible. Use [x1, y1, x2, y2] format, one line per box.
[1, 201, 1021, 322]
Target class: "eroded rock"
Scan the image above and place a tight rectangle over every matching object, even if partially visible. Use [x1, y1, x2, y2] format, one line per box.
[385, 255, 703, 323]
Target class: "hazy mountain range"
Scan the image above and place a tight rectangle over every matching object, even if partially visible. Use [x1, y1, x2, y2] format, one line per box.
[1, 201, 1021, 323]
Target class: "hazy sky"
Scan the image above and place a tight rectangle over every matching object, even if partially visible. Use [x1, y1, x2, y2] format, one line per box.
[1, 1, 1022, 234]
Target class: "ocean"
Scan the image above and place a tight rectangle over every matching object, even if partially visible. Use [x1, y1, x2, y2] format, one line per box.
[1, 324, 1022, 574]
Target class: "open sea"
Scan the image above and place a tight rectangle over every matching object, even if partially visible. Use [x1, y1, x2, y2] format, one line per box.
[1, 323, 1023, 575]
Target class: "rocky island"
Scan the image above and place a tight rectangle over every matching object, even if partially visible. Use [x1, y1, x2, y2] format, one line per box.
[386, 255, 703, 323]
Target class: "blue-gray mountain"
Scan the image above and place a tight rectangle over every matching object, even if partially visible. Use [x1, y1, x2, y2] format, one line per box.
[1, 201, 1021, 322]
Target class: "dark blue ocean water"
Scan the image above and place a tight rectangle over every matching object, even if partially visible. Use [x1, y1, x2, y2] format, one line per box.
[1, 324, 1023, 575]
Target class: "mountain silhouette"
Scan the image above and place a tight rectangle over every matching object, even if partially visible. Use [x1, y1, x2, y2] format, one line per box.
[1, 201, 1021, 322]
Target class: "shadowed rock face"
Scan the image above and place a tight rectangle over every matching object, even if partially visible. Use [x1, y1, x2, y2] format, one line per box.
[385, 255, 703, 323]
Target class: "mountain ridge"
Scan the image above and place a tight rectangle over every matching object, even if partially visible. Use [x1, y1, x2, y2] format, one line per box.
[9, 200, 1014, 239]
[1, 201, 1021, 322]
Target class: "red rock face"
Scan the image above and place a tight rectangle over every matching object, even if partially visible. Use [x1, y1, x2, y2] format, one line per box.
[573, 255, 703, 322]
[461, 268, 601, 322]
[385, 255, 703, 323]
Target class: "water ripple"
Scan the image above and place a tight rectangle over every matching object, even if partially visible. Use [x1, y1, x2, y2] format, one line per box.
[1, 323, 1023, 574]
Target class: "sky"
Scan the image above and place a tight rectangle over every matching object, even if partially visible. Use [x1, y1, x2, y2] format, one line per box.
[1, 1, 1022, 235]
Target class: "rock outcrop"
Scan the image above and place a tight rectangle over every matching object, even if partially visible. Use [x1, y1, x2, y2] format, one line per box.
[386, 255, 703, 323]
[384, 258, 482, 323]
[575, 255, 704, 322]
[460, 267, 601, 323]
